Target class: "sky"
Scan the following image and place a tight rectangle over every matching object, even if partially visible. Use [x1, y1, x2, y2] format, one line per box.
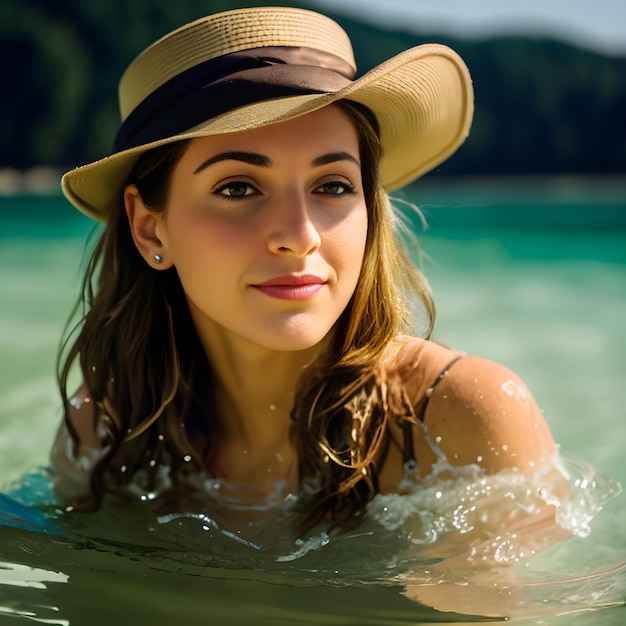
[310, 0, 626, 55]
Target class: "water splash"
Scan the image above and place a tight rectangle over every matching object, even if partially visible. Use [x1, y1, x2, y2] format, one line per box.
[1, 451, 624, 621]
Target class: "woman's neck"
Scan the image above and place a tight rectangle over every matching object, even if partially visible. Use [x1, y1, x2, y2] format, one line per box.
[195, 318, 329, 454]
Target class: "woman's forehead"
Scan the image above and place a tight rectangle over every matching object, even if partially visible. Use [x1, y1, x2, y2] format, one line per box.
[182, 106, 361, 165]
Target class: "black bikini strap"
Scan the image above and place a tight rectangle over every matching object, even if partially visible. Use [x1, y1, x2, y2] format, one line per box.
[402, 355, 464, 467]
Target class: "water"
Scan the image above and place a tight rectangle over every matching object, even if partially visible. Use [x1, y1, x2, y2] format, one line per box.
[1, 179, 625, 624]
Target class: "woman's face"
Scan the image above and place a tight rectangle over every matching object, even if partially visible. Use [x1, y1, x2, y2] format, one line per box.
[155, 105, 368, 354]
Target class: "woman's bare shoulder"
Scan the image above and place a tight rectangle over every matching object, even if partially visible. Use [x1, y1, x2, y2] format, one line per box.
[382, 336, 556, 476]
[50, 385, 106, 502]
[381, 335, 465, 397]
[57, 385, 101, 448]
[421, 354, 555, 473]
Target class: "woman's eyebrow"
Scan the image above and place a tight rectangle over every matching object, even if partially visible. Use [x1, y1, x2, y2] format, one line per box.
[312, 151, 360, 167]
[193, 151, 271, 174]
[193, 150, 359, 174]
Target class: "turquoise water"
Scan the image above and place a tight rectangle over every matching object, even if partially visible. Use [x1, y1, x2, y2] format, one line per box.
[0, 180, 625, 624]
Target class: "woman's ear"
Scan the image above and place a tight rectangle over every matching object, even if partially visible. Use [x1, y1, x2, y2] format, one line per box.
[124, 184, 173, 269]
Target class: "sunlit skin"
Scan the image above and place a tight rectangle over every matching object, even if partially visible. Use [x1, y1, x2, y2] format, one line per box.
[124, 106, 368, 484]
[141, 109, 368, 355]
[56, 105, 556, 498]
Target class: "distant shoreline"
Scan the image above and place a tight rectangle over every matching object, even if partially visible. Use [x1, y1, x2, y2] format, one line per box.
[1, 167, 625, 198]
[0, 167, 64, 195]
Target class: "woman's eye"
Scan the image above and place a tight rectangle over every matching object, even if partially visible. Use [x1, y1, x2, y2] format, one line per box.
[214, 181, 256, 198]
[315, 181, 354, 196]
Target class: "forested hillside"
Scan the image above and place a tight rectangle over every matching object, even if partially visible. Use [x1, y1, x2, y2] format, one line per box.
[2, 0, 624, 176]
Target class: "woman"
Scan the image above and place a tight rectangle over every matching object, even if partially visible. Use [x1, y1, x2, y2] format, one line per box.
[52, 6, 555, 532]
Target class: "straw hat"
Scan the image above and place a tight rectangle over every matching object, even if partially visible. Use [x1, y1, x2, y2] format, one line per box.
[61, 6, 474, 221]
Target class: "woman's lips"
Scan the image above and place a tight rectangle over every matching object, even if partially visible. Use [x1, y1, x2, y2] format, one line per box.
[253, 275, 326, 300]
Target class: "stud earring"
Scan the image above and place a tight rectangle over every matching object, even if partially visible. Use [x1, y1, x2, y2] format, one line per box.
[154, 254, 163, 264]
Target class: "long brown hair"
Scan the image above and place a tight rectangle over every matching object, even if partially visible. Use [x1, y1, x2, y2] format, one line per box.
[57, 100, 435, 525]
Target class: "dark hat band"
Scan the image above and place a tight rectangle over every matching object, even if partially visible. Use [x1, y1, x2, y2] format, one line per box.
[113, 46, 355, 153]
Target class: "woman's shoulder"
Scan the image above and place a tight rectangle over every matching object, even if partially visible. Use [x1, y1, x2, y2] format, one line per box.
[59, 385, 102, 447]
[49, 385, 108, 503]
[380, 335, 464, 396]
[381, 335, 555, 476]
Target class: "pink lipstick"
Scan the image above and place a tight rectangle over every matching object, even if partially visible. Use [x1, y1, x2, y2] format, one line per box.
[253, 274, 326, 300]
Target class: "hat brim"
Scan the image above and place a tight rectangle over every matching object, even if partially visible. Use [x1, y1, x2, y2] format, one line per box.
[62, 43, 473, 221]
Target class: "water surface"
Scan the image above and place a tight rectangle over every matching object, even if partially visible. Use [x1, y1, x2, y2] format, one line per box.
[1, 179, 625, 624]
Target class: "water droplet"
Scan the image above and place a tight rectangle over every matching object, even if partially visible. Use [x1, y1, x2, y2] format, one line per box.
[69, 396, 83, 410]
[501, 380, 527, 401]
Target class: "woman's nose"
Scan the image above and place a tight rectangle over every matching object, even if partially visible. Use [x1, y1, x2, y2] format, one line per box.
[267, 192, 321, 256]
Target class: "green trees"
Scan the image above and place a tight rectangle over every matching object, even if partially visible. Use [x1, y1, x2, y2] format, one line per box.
[2, 0, 624, 175]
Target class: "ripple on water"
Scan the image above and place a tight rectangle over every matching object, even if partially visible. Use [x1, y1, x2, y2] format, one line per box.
[1, 450, 624, 621]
